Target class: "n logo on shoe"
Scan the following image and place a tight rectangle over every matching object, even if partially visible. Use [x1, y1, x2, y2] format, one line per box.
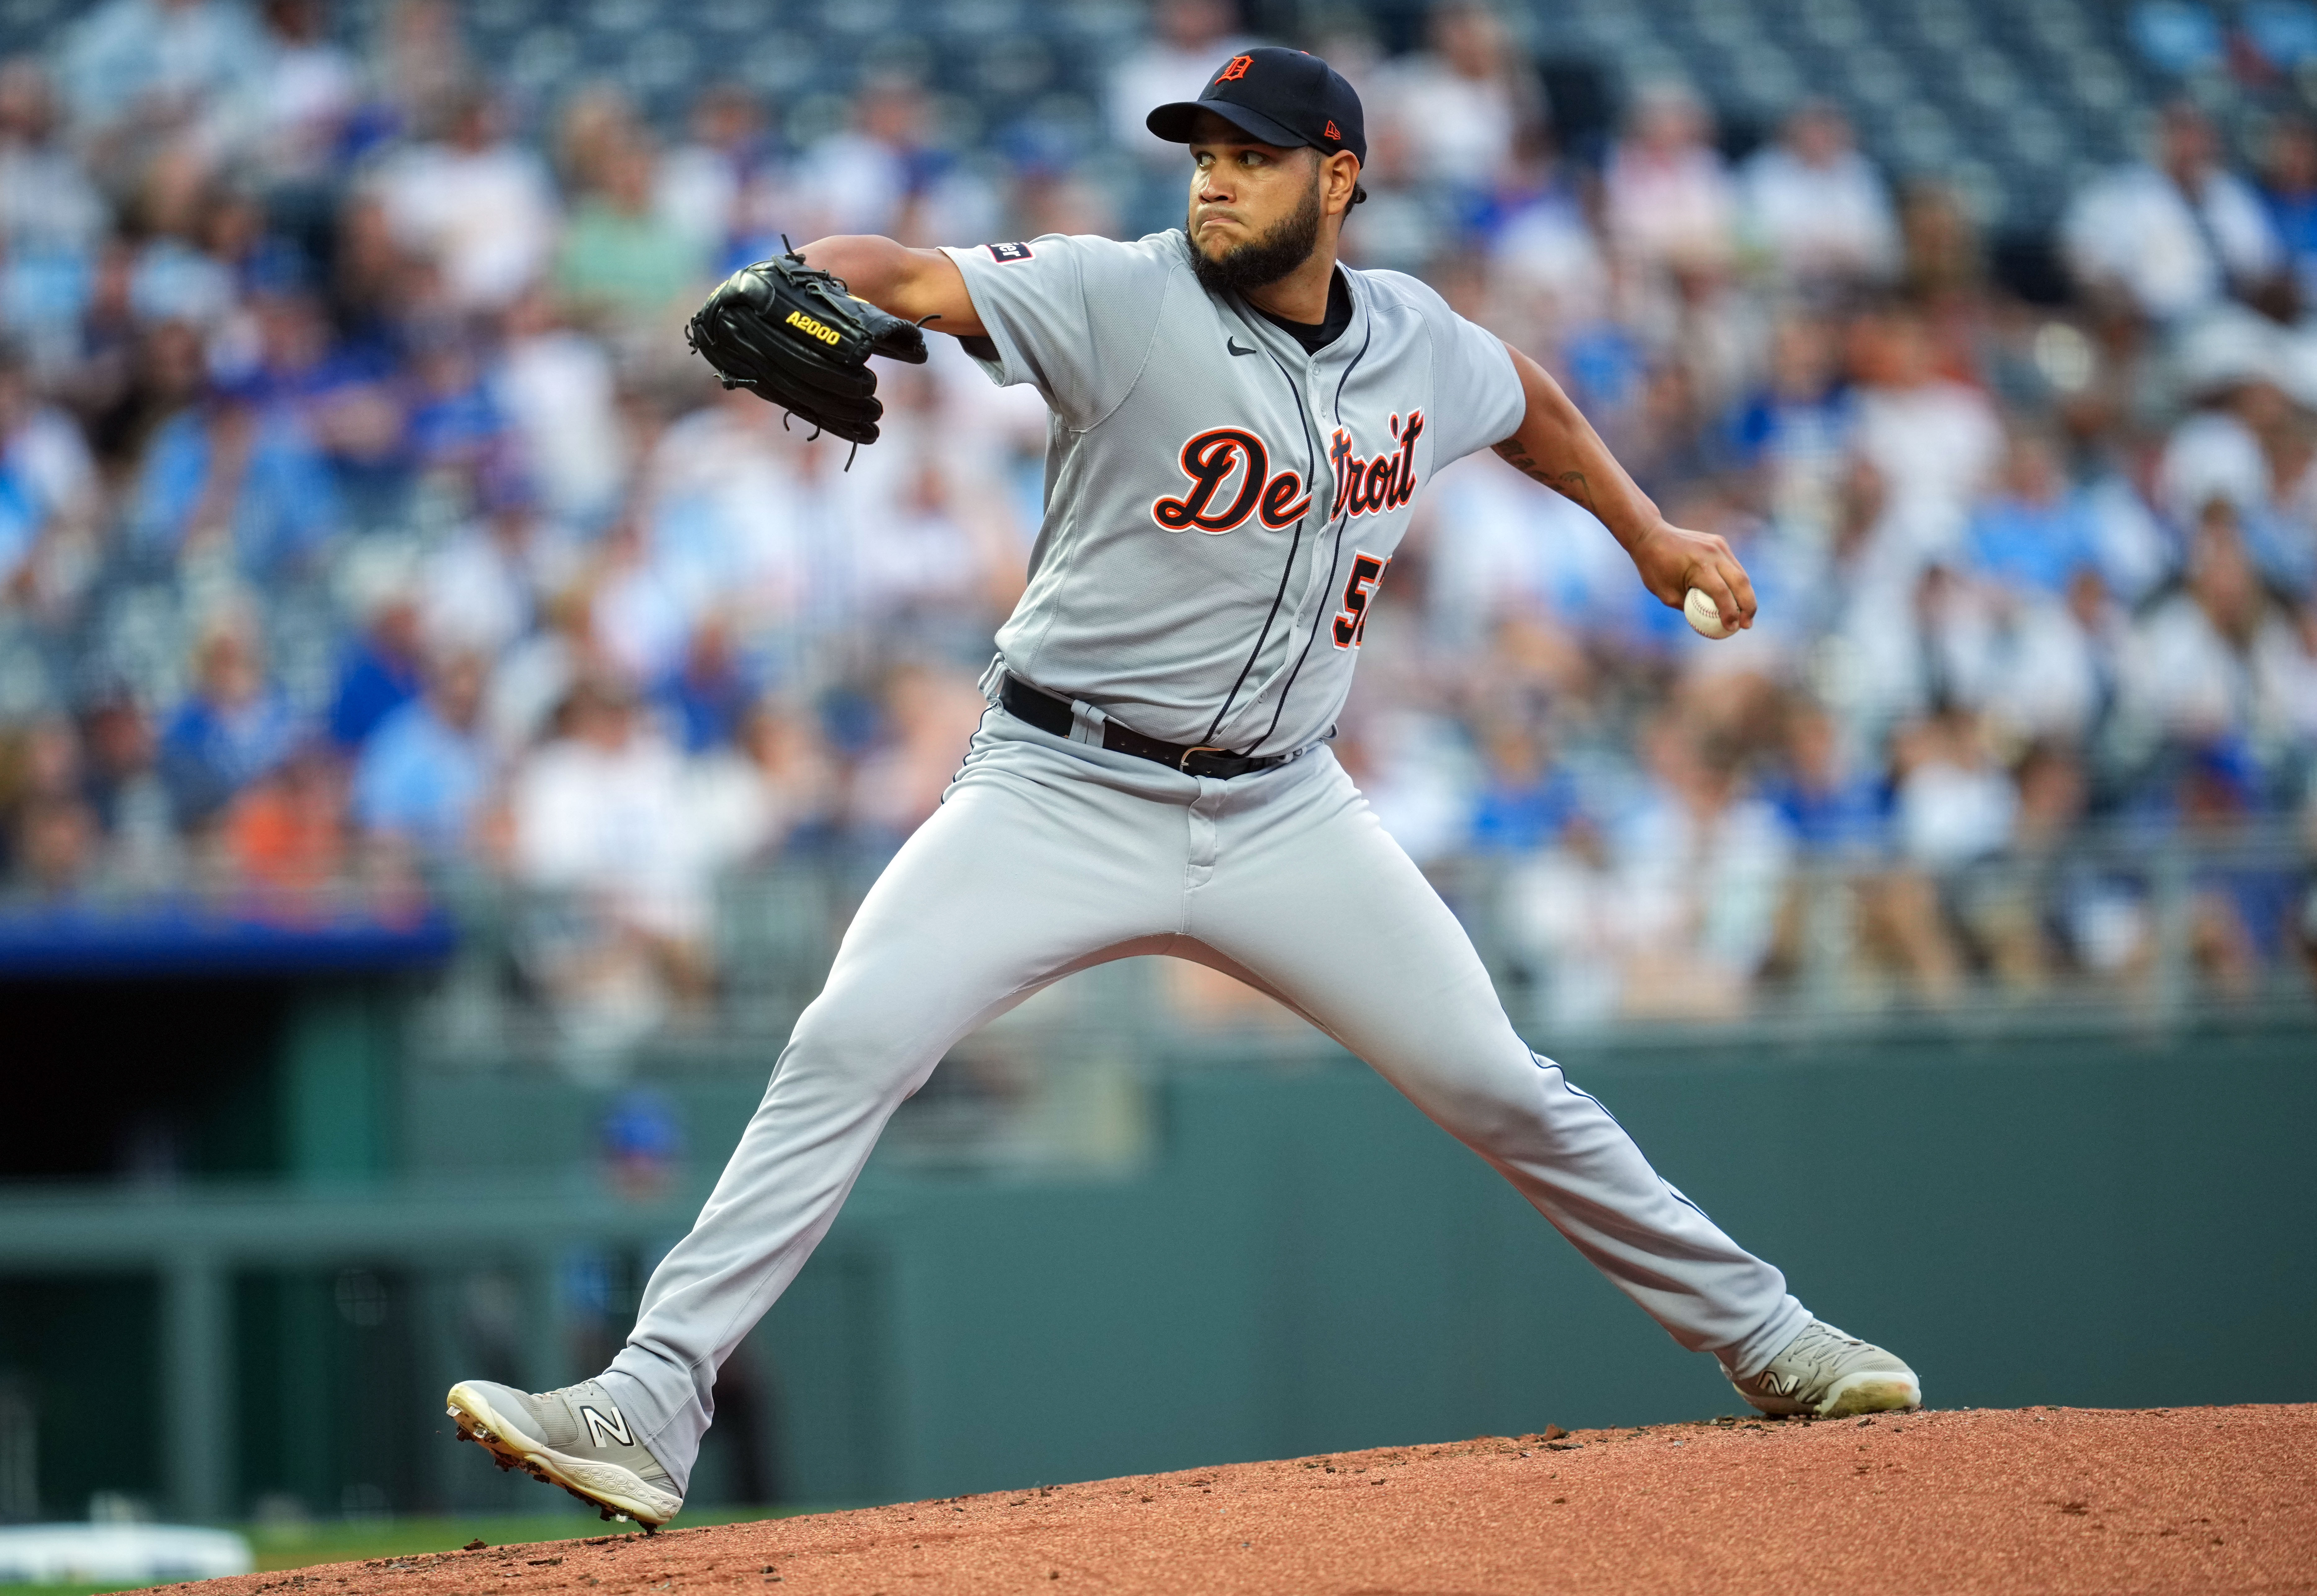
[581, 1405, 634, 1448]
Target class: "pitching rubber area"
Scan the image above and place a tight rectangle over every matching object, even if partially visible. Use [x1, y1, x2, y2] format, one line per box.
[170, 1405, 2310, 1595]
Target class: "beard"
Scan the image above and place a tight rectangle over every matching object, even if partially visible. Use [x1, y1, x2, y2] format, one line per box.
[1189, 173, 1323, 297]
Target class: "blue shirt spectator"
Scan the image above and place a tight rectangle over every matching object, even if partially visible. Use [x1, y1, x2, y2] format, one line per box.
[656, 621, 754, 753]
[159, 628, 300, 827]
[352, 653, 490, 858]
[1968, 431, 2102, 596]
[1762, 708, 1886, 855]
[1467, 727, 1580, 853]
[2261, 117, 2317, 315]
[328, 599, 424, 749]
[125, 400, 341, 573]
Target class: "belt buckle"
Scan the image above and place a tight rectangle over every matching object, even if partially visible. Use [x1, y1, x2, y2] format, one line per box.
[1179, 744, 1230, 776]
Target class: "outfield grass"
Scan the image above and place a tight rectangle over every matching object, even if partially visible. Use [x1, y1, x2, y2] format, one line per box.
[1, 1506, 811, 1595]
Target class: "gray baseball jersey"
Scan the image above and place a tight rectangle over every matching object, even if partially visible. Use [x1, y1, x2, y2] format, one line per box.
[586, 231, 1818, 1497]
[938, 229, 1525, 754]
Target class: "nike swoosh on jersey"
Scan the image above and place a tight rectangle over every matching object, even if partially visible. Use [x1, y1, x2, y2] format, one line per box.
[1226, 338, 1257, 356]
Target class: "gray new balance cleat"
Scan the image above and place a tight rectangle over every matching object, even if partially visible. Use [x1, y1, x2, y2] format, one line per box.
[446, 1379, 683, 1528]
[1727, 1320, 1923, 1418]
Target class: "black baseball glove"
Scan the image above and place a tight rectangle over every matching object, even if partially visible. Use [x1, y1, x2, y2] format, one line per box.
[683, 248, 929, 448]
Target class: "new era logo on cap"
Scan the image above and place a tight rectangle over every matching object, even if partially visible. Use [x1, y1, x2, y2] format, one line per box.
[1324, 120, 1340, 142]
[985, 242, 1034, 263]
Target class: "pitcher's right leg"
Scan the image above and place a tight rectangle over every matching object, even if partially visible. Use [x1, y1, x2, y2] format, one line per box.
[576, 747, 1182, 1497]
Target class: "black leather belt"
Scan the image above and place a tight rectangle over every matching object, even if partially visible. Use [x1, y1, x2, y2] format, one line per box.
[1000, 674, 1291, 780]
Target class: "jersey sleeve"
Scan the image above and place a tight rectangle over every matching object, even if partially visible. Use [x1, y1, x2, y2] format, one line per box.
[938, 234, 1175, 429]
[1418, 293, 1528, 466]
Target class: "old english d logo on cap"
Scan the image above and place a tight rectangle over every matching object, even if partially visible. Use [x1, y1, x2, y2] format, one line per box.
[1146, 45, 1367, 167]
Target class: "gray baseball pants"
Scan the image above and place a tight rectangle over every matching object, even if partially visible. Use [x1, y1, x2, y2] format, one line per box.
[601, 708, 1809, 1490]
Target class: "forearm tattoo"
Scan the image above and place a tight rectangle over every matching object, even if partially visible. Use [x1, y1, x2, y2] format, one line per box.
[1491, 439, 1598, 517]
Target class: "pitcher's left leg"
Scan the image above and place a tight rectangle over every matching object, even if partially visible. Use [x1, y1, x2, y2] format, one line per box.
[1190, 753, 1807, 1377]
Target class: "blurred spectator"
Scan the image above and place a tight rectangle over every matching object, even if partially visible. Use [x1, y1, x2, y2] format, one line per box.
[122, 367, 341, 571]
[225, 735, 346, 901]
[1895, 181, 1986, 314]
[2257, 115, 2317, 310]
[79, 695, 178, 887]
[852, 460, 996, 642]
[1482, 128, 1608, 333]
[1, 718, 86, 880]
[352, 646, 490, 860]
[600, 1088, 683, 1200]
[1762, 702, 1882, 856]
[0, 345, 100, 600]
[656, 615, 754, 754]
[419, 473, 568, 659]
[1968, 428, 2102, 596]
[1604, 82, 1735, 282]
[1105, 0, 1251, 174]
[367, 0, 469, 137]
[730, 698, 842, 856]
[1728, 312, 1851, 550]
[244, 0, 362, 195]
[511, 673, 702, 934]
[1609, 718, 1792, 1020]
[1892, 705, 2016, 875]
[0, 56, 109, 255]
[2062, 101, 2283, 323]
[1846, 306, 2003, 574]
[657, 83, 775, 261]
[125, 152, 240, 329]
[2155, 311, 2315, 589]
[1338, 110, 1448, 277]
[490, 290, 630, 527]
[1370, 2, 1540, 199]
[2121, 503, 2314, 764]
[789, 75, 997, 249]
[1465, 719, 1577, 853]
[1503, 813, 1625, 1024]
[14, 791, 101, 897]
[327, 591, 422, 749]
[1739, 101, 1899, 288]
[485, 583, 599, 758]
[511, 673, 715, 1051]
[553, 127, 711, 336]
[57, 0, 269, 181]
[847, 663, 989, 841]
[2172, 741, 2288, 996]
[158, 620, 298, 827]
[370, 86, 557, 313]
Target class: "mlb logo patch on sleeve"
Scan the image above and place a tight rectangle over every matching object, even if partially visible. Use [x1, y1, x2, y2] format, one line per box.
[985, 242, 1034, 263]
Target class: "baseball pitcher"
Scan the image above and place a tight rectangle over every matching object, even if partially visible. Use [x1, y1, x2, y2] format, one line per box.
[447, 49, 1919, 1527]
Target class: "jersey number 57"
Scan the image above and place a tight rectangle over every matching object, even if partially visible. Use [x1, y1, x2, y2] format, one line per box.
[1331, 553, 1389, 649]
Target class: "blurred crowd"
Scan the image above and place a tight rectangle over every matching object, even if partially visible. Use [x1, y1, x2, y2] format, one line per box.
[0, 0, 2313, 1032]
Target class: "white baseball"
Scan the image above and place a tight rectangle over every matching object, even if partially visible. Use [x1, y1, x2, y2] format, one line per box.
[1683, 587, 1732, 639]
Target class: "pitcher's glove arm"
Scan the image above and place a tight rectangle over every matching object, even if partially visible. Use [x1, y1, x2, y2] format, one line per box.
[683, 247, 929, 448]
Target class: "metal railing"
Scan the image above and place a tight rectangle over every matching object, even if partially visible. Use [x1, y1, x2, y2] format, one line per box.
[401, 825, 2317, 1068]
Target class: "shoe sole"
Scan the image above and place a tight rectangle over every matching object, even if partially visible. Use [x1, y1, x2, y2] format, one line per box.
[445, 1382, 683, 1528]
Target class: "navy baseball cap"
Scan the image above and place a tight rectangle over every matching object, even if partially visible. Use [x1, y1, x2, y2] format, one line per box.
[1146, 46, 1366, 168]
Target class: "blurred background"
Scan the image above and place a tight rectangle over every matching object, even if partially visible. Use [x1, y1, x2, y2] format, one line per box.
[0, 0, 2314, 1573]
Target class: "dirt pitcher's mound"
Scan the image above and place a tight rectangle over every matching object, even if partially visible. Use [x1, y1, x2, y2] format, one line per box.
[183, 1405, 2312, 1596]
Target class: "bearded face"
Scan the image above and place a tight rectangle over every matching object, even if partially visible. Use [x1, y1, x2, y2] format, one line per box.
[1189, 158, 1324, 297]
